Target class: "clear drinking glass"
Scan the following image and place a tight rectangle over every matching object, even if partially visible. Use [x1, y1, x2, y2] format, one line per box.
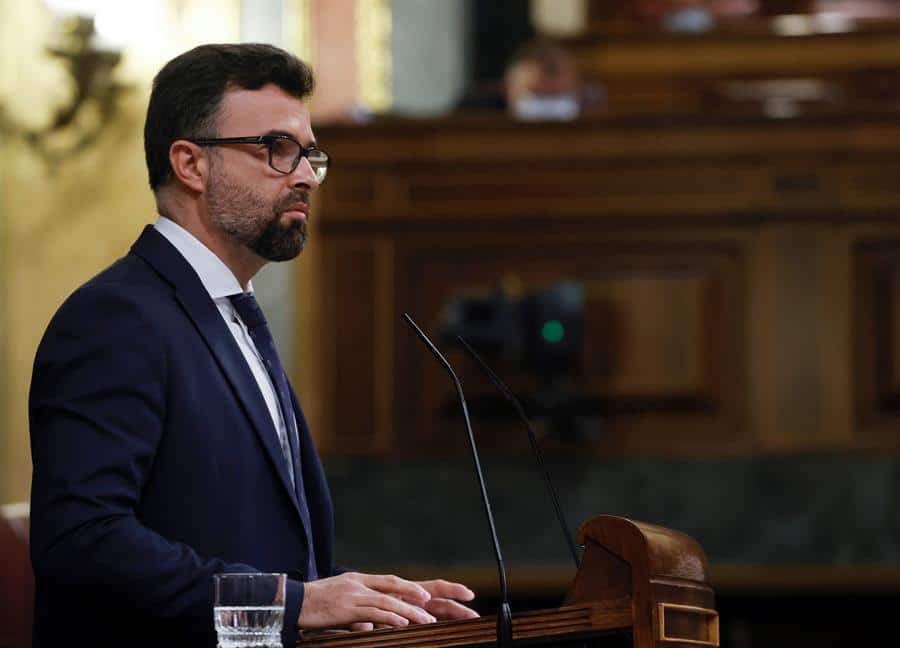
[213, 573, 286, 648]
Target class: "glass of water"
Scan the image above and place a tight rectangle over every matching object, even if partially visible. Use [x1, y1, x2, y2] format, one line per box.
[214, 573, 286, 648]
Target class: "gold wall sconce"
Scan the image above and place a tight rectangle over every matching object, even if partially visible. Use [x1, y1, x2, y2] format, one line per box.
[0, 7, 128, 167]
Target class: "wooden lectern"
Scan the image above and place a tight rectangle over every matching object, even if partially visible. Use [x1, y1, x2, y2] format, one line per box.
[301, 515, 719, 647]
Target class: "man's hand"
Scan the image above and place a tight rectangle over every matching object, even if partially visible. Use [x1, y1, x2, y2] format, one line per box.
[298, 572, 437, 630]
[417, 579, 479, 621]
[342, 580, 478, 632]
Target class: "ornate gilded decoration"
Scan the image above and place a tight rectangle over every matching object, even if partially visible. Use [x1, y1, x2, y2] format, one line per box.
[355, 0, 392, 113]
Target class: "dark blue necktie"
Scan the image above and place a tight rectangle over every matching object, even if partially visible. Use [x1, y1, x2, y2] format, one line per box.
[228, 292, 317, 580]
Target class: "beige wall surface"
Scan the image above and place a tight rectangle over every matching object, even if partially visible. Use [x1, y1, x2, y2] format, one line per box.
[0, 0, 242, 504]
[1, 87, 156, 504]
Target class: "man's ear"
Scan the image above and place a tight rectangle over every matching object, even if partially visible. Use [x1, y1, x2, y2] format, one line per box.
[169, 140, 208, 193]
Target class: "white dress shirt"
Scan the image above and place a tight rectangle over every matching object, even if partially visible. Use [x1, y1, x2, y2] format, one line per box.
[153, 216, 296, 486]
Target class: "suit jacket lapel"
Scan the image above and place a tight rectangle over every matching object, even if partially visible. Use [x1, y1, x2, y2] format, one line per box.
[130, 226, 304, 521]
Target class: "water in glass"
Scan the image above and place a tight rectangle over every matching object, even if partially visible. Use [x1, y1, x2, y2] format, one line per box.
[214, 605, 284, 648]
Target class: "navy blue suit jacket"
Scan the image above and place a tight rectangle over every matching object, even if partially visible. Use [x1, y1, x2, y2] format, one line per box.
[29, 226, 337, 647]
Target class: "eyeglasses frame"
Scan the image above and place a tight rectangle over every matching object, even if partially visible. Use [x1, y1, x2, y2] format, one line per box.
[186, 134, 330, 180]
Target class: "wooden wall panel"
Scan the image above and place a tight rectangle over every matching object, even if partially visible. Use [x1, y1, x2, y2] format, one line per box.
[893, 279, 900, 390]
[316, 236, 396, 455]
[388, 235, 745, 456]
[330, 241, 378, 450]
[305, 116, 900, 458]
[856, 241, 900, 440]
[583, 276, 706, 397]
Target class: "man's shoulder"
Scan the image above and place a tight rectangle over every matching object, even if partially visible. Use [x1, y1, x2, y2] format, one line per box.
[31, 251, 177, 383]
[71, 250, 172, 311]
[45, 250, 177, 341]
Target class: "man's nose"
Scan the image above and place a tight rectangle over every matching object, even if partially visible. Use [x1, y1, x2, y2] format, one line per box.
[291, 156, 320, 192]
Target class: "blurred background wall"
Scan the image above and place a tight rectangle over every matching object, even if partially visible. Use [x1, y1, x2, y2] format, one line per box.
[4, 1, 900, 646]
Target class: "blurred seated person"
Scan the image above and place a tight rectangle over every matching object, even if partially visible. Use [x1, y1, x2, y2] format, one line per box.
[505, 39, 583, 121]
[459, 39, 604, 121]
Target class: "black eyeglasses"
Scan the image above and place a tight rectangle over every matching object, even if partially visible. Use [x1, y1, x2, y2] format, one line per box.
[188, 134, 330, 183]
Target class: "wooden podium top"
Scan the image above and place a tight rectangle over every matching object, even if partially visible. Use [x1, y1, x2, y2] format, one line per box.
[299, 516, 718, 647]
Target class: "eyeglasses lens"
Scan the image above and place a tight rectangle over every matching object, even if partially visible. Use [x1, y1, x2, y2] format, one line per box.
[269, 139, 328, 182]
[306, 150, 329, 183]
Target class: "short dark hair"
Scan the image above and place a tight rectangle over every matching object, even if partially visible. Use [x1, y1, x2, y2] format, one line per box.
[144, 43, 315, 191]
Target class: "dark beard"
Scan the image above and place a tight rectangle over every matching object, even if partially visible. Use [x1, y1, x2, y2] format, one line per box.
[250, 190, 310, 261]
[251, 214, 307, 261]
[207, 163, 311, 262]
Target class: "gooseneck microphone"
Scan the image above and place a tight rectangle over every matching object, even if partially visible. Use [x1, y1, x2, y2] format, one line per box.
[402, 313, 513, 648]
[456, 335, 581, 569]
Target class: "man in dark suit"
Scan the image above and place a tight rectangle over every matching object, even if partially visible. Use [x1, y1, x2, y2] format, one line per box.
[28, 43, 476, 648]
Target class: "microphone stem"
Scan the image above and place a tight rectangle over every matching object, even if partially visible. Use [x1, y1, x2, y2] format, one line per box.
[457, 391, 509, 606]
[457, 336, 581, 569]
[403, 314, 512, 647]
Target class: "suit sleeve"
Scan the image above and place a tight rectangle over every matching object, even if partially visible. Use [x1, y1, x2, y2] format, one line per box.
[29, 284, 305, 643]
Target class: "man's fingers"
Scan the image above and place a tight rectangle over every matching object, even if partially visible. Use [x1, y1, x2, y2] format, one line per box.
[424, 597, 480, 621]
[298, 572, 457, 631]
[358, 609, 407, 628]
[356, 606, 414, 628]
[299, 574, 427, 630]
[360, 593, 436, 625]
[418, 579, 476, 602]
[349, 622, 375, 632]
[361, 574, 432, 605]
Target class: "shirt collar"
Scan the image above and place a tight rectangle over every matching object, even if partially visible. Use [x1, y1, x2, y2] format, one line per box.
[153, 215, 253, 299]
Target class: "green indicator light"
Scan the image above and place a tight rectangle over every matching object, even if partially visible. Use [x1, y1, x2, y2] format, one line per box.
[541, 320, 565, 344]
